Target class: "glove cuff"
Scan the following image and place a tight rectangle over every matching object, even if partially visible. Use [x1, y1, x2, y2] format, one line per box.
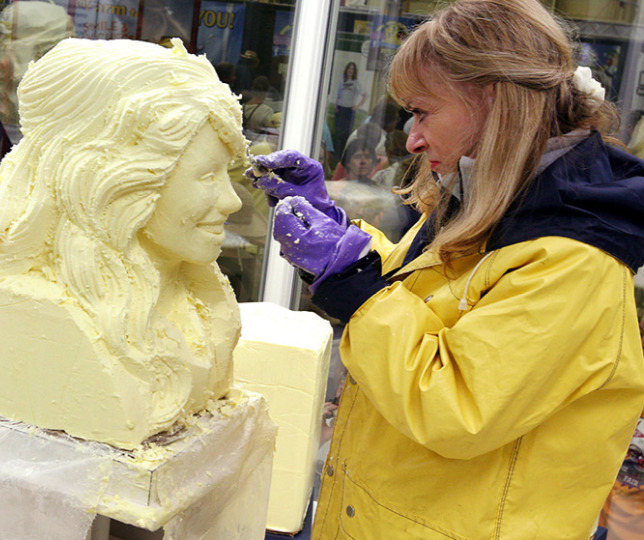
[311, 251, 388, 323]
[309, 225, 372, 294]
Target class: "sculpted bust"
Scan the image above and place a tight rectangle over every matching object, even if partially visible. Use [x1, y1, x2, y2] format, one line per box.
[0, 38, 246, 449]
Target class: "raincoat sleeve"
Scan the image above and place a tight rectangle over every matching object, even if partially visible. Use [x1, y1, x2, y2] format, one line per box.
[335, 239, 641, 459]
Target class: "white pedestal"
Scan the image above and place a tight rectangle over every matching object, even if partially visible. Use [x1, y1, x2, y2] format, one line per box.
[0, 389, 276, 540]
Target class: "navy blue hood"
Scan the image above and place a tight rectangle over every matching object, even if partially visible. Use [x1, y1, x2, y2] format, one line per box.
[488, 131, 644, 272]
[404, 132, 644, 272]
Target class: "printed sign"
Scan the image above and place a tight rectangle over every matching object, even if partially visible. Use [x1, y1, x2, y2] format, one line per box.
[197, 1, 245, 65]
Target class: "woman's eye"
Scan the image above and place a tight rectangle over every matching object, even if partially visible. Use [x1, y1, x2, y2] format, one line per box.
[411, 109, 426, 123]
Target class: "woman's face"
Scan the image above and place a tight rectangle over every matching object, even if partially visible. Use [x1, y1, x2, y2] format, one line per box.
[346, 63, 355, 78]
[143, 123, 242, 265]
[347, 149, 374, 180]
[404, 76, 492, 176]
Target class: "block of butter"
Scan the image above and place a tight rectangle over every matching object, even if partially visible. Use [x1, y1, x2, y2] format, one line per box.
[233, 302, 332, 534]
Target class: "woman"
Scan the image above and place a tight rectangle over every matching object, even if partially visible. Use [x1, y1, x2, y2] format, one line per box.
[0, 38, 246, 448]
[331, 123, 386, 180]
[342, 137, 378, 182]
[334, 61, 368, 157]
[250, 0, 644, 537]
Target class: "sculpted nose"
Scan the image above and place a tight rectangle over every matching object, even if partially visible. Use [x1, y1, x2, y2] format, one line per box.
[218, 177, 242, 218]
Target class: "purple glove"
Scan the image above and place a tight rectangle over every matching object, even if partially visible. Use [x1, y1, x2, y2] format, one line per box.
[246, 150, 347, 227]
[273, 196, 372, 292]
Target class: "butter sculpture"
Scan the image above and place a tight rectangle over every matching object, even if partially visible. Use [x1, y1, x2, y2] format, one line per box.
[234, 302, 332, 533]
[0, 38, 247, 449]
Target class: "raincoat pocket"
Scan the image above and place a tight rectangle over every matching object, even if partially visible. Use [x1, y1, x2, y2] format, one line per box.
[337, 466, 469, 540]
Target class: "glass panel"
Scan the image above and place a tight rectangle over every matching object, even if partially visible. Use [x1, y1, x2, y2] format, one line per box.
[0, 0, 299, 303]
[306, 0, 644, 525]
[197, 1, 297, 302]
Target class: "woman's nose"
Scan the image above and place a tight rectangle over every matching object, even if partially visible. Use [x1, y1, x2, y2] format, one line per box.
[406, 123, 427, 154]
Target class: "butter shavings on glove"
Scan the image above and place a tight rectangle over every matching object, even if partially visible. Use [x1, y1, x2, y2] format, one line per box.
[273, 196, 372, 292]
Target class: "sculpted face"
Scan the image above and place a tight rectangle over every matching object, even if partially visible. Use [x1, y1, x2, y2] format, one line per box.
[143, 122, 242, 265]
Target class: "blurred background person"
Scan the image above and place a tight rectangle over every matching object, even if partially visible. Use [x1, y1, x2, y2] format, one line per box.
[332, 123, 386, 180]
[243, 75, 275, 141]
[326, 138, 410, 242]
[342, 138, 377, 183]
[215, 61, 236, 89]
[372, 129, 411, 188]
[235, 49, 259, 102]
[334, 61, 367, 158]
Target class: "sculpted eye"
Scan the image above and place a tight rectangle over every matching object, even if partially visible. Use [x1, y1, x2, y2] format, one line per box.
[199, 172, 216, 183]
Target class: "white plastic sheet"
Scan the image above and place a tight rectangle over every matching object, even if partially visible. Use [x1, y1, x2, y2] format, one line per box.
[0, 419, 108, 540]
[0, 388, 276, 540]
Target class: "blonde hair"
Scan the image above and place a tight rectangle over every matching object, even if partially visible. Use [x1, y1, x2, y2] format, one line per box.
[388, 0, 619, 263]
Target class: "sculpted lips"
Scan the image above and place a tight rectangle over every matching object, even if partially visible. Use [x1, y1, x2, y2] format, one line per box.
[197, 221, 224, 234]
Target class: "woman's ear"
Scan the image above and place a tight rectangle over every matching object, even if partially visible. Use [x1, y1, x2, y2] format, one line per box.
[482, 83, 496, 108]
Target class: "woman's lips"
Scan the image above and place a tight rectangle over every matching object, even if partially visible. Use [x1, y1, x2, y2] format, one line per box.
[429, 160, 440, 170]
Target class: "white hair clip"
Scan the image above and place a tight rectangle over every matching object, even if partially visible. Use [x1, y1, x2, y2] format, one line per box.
[573, 66, 605, 111]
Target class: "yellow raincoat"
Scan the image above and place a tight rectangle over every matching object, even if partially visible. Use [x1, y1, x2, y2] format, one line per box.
[311, 135, 644, 539]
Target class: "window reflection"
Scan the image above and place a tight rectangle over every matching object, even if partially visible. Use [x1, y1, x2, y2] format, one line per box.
[139, 0, 195, 47]
[196, 1, 295, 302]
[321, 5, 423, 249]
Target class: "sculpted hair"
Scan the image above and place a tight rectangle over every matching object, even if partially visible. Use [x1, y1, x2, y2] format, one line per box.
[388, 0, 619, 262]
[0, 38, 245, 367]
